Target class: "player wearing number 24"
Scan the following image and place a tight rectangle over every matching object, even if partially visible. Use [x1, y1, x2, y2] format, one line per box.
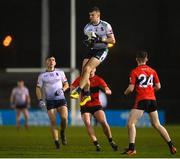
[122, 50, 177, 155]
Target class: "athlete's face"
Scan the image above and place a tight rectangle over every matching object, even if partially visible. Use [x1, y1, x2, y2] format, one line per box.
[46, 57, 56, 69]
[89, 11, 100, 24]
[17, 80, 24, 88]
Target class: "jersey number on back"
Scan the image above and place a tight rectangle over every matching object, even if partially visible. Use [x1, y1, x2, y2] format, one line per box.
[138, 74, 153, 88]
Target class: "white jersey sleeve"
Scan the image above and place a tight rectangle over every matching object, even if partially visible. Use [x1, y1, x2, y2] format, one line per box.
[37, 73, 43, 88]
[60, 71, 67, 83]
[106, 23, 113, 35]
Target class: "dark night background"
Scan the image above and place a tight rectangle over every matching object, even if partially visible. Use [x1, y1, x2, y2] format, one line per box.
[0, 0, 180, 123]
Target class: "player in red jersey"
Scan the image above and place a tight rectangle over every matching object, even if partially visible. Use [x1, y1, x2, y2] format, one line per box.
[71, 69, 118, 151]
[122, 50, 177, 155]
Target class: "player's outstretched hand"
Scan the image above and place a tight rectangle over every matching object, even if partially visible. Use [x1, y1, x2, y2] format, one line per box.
[105, 88, 112, 95]
[39, 99, 47, 112]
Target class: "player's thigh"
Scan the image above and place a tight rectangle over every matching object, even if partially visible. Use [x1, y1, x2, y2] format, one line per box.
[57, 106, 68, 119]
[82, 58, 90, 72]
[48, 109, 57, 122]
[128, 109, 144, 124]
[84, 57, 101, 71]
[81, 113, 92, 125]
[94, 110, 107, 123]
[149, 110, 160, 126]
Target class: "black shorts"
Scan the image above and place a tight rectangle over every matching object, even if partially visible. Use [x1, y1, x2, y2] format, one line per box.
[46, 99, 67, 110]
[80, 105, 103, 115]
[84, 48, 108, 62]
[16, 104, 28, 109]
[134, 100, 157, 113]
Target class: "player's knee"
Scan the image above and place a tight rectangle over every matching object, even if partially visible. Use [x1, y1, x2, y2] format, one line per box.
[61, 116, 67, 122]
[151, 122, 161, 129]
[50, 119, 56, 126]
[99, 120, 107, 126]
[84, 120, 91, 127]
[127, 122, 135, 128]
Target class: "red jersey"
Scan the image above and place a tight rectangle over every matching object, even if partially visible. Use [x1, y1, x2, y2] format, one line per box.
[71, 75, 108, 107]
[129, 64, 160, 103]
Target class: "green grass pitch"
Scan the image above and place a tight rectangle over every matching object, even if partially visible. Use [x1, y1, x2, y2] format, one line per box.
[0, 125, 179, 158]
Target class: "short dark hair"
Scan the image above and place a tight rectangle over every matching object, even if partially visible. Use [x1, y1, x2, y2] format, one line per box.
[89, 6, 100, 13]
[136, 50, 148, 59]
[45, 55, 56, 60]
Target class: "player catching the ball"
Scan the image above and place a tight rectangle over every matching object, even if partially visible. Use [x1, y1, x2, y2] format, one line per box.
[70, 6, 116, 106]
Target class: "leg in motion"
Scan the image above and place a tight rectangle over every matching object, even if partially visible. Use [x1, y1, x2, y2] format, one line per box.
[58, 106, 68, 145]
[122, 109, 144, 155]
[23, 108, 29, 130]
[16, 109, 21, 130]
[82, 113, 101, 151]
[48, 109, 60, 149]
[94, 110, 118, 151]
[149, 111, 177, 154]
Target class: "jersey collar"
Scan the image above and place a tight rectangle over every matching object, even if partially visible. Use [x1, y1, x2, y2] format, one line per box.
[46, 68, 55, 72]
[91, 20, 101, 26]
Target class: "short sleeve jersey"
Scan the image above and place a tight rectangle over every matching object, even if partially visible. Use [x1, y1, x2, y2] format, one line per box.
[84, 20, 114, 49]
[129, 65, 160, 102]
[11, 87, 29, 105]
[37, 69, 67, 100]
[71, 75, 107, 107]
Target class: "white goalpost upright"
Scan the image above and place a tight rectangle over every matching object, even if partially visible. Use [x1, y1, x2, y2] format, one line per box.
[70, 0, 79, 126]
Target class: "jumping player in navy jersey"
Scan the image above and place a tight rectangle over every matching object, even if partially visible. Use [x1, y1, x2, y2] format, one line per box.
[36, 56, 69, 149]
[70, 6, 116, 106]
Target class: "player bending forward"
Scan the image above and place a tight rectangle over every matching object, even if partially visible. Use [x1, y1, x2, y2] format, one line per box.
[71, 69, 118, 151]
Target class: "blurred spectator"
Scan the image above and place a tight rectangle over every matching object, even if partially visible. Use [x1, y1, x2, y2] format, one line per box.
[10, 80, 31, 130]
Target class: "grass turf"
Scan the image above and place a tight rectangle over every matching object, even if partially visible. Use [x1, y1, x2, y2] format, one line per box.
[0, 125, 179, 158]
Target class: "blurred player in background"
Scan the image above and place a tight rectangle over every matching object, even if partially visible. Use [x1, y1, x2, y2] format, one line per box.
[122, 50, 177, 155]
[70, 6, 116, 106]
[10, 80, 31, 130]
[71, 69, 118, 151]
[36, 56, 69, 149]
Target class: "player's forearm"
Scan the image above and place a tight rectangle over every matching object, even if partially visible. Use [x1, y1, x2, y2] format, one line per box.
[36, 87, 43, 100]
[124, 85, 134, 95]
[63, 82, 69, 92]
[104, 37, 115, 44]
[27, 96, 31, 104]
[10, 95, 14, 104]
